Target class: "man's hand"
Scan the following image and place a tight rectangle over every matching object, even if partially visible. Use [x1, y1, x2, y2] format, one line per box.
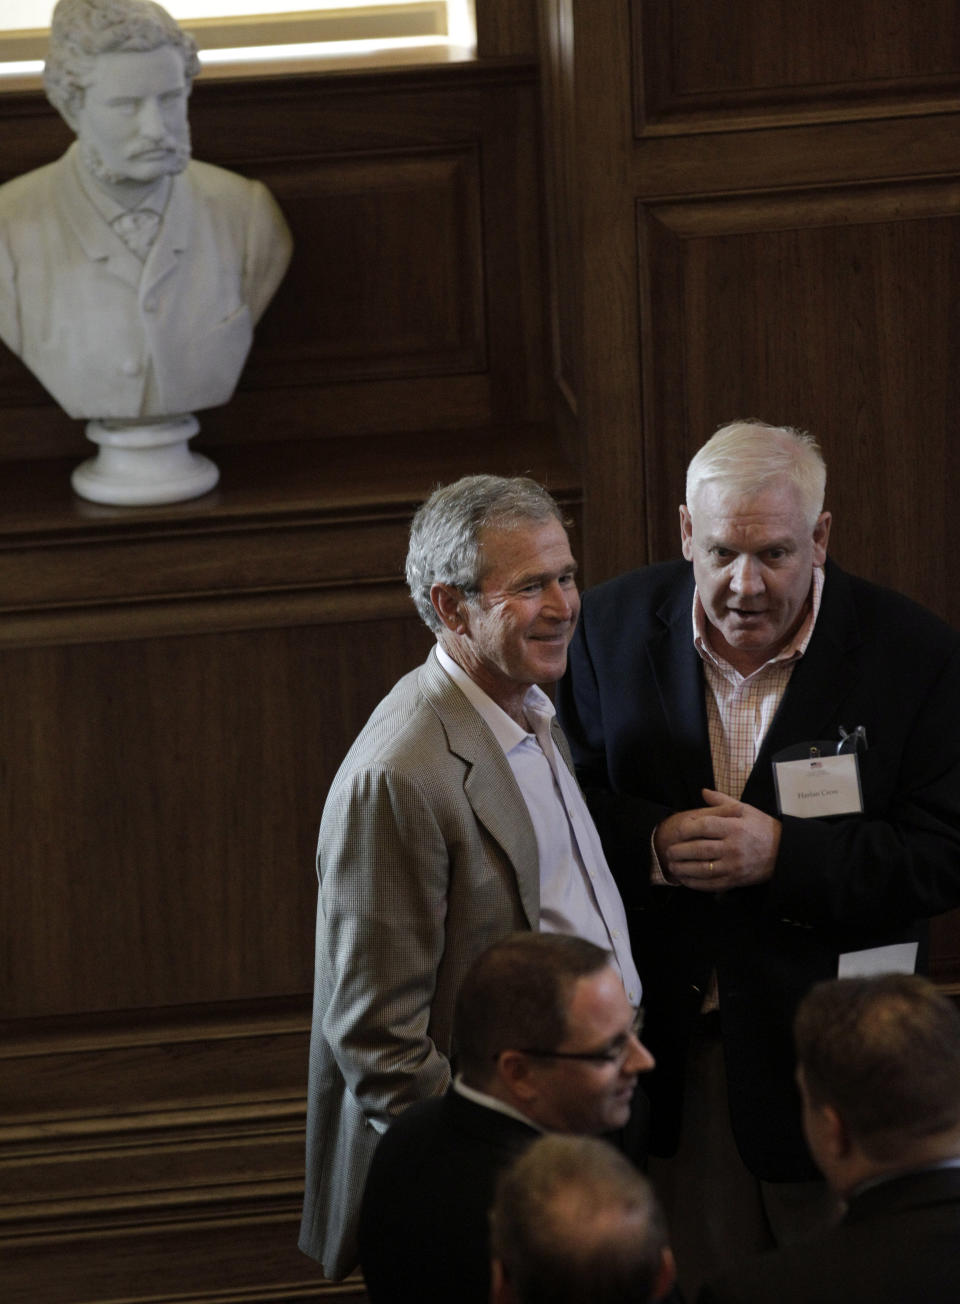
[653, 788, 781, 891]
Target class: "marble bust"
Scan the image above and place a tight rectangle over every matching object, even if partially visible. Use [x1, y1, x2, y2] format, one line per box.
[0, 0, 293, 503]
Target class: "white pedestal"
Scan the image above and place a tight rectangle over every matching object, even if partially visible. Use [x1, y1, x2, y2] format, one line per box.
[71, 416, 220, 506]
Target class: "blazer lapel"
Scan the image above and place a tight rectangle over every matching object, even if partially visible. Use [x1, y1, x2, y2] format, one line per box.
[55, 145, 145, 290]
[845, 1167, 960, 1224]
[648, 571, 716, 802]
[445, 1089, 539, 1154]
[745, 561, 865, 808]
[140, 171, 191, 299]
[419, 650, 540, 927]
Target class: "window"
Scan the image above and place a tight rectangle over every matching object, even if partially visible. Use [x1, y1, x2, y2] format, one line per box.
[0, 1, 477, 86]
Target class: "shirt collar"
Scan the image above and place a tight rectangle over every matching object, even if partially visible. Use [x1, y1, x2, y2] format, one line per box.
[692, 564, 825, 677]
[453, 1073, 544, 1131]
[850, 1155, 960, 1200]
[72, 144, 172, 225]
[434, 643, 555, 754]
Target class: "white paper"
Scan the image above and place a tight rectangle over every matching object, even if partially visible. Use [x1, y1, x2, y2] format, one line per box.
[774, 753, 862, 818]
[838, 942, 919, 978]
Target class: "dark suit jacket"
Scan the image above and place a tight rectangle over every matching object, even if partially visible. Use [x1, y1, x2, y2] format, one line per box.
[357, 1088, 539, 1304]
[696, 1166, 960, 1303]
[558, 559, 960, 1179]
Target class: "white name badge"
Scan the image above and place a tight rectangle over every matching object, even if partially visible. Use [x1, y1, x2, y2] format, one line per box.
[773, 752, 863, 818]
[838, 942, 918, 978]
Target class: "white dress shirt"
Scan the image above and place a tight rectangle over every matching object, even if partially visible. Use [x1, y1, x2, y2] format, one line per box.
[436, 646, 641, 1005]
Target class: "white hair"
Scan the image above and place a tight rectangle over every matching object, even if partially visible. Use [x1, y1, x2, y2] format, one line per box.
[685, 420, 826, 527]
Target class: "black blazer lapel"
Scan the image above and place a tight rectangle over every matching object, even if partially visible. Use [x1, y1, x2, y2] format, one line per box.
[648, 573, 715, 803]
[845, 1167, 960, 1224]
[744, 562, 865, 810]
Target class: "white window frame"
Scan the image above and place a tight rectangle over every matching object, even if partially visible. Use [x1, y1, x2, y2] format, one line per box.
[0, 1, 477, 89]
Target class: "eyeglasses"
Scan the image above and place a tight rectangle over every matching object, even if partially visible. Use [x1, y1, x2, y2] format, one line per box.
[506, 1009, 645, 1066]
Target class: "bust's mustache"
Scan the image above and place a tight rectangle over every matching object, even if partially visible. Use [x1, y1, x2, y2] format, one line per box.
[80, 132, 191, 184]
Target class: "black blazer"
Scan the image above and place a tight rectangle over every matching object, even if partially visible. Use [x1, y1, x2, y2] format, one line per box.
[696, 1166, 960, 1303]
[558, 559, 960, 1178]
[358, 1088, 539, 1304]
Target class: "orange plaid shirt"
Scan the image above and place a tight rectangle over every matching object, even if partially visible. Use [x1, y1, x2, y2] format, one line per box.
[652, 567, 825, 1011]
[695, 566, 825, 800]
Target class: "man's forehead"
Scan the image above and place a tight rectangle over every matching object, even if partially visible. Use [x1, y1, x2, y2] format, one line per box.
[477, 518, 574, 572]
[85, 46, 187, 94]
[694, 478, 805, 519]
[694, 484, 811, 537]
[566, 964, 627, 1018]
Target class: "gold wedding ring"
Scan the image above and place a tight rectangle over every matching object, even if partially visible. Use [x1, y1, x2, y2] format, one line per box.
[709, 860, 714, 874]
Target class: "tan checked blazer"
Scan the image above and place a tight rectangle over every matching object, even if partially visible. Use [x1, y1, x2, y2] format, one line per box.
[298, 648, 560, 1279]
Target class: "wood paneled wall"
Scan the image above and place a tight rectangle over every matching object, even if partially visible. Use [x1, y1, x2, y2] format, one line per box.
[0, 35, 570, 1301]
[537, 1, 960, 970]
[3, 1, 960, 1296]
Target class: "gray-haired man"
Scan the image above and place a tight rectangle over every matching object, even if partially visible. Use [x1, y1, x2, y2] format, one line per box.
[298, 475, 641, 1279]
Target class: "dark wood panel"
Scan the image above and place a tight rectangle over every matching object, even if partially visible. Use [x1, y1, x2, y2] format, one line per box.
[0, 513, 413, 610]
[538, 0, 580, 427]
[475, 0, 539, 57]
[0, 617, 432, 1019]
[0, 999, 353, 1302]
[627, 112, 960, 204]
[930, 910, 960, 988]
[638, 189, 960, 628]
[0, 1210, 364, 1304]
[190, 64, 547, 438]
[543, 0, 644, 583]
[0, 1000, 310, 1125]
[635, 0, 960, 130]
[247, 148, 487, 385]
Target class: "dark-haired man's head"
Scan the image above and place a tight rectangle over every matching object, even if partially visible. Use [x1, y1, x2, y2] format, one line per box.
[454, 932, 653, 1136]
[794, 973, 960, 1195]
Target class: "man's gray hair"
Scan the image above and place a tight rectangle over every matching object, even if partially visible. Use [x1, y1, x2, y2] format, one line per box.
[490, 1134, 670, 1304]
[44, 0, 201, 121]
[686, 419, 827, 528]
[405, 474, 565, 634]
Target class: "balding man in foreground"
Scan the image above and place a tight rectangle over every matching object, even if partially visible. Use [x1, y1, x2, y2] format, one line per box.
[699, 973, 960, 1304]
[490, 1133, 676, 1304]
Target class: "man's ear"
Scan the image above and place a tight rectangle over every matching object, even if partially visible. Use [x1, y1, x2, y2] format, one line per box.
[679, 504, 694, 561]
[799, 1066, 850, 1161]
[812, 510, 832, 567]
[489, 1257, 516, 1304]
[431, 582, 467, 634]
[654, 1246, 677, 1301]
[494, 1050, 538, 1106]
[820, 1101, 852, 1160]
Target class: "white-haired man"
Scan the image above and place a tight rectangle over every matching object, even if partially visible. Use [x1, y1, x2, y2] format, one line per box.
[558, 419, 960, 1294]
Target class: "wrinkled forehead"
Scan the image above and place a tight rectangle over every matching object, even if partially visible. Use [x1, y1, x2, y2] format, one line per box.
[689, 478, 809, 529]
